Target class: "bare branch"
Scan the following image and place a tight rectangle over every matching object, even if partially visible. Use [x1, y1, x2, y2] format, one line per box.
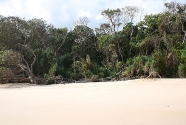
[74, 17, 90, 26]
[56, 29, 68, 53]
[122, 6, 140, 23]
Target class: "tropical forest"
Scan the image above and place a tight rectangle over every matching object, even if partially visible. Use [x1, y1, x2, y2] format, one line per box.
[0, 2, 186, 84]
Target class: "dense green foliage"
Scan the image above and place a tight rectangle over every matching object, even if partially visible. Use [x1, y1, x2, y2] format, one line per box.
[0, 2, 186, 84]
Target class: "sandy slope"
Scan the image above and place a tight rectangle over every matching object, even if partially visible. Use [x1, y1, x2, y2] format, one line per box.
[0, 79, 186, 125]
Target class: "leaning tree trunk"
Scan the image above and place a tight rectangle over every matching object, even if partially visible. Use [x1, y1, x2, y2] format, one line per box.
[177, 14, 186, 44]
[18, 53, 37, 84]
[19, 63, 37, 84]
[18, 43, 38, 84]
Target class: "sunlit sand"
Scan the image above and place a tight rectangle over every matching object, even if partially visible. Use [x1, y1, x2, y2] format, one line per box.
[1, 79, 186, 125]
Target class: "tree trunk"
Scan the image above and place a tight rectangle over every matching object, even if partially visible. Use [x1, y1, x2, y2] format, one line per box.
[19, 63, 37, 84]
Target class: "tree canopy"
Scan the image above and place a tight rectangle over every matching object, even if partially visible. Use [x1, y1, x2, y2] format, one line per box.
[0, 2, 186, 84]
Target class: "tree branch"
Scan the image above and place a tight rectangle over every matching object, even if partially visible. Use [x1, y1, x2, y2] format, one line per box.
[18, 43, 37, 73]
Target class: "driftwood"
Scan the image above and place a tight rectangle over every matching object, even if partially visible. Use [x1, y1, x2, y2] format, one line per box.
[34, 77, 46, 85]
[8, 74, 45, 84]
[146, 71, 161, 78]
[54, 75, 64, 84]
[9, 76, 30, 83]
[98, 76, 116, 82]
[89, 75, 99, 82]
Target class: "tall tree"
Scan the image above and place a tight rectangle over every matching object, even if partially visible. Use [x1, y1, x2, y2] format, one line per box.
[0, 16, 54, 83]
[122, 6, 140, 40]
[101, 8, 123, 34]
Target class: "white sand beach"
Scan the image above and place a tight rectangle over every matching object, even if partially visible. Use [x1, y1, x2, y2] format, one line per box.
[0, 79, 186, 125]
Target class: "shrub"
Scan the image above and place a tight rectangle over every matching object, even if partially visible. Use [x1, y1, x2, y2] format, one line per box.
[0, 67, 14, 84]
[178, 64, 186, 78]
[123, 55, 151, 77]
